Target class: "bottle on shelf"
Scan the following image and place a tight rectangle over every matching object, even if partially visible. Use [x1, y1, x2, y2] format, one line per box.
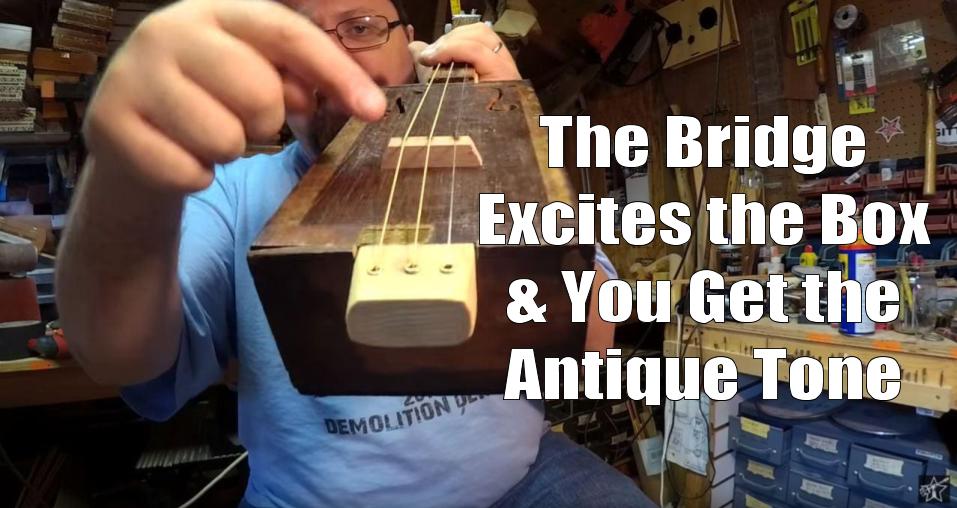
[800, 244, 818, 267]
[757, 245, 783, 275]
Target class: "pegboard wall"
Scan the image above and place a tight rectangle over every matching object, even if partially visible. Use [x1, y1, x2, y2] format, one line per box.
[825, 0, 957, 160]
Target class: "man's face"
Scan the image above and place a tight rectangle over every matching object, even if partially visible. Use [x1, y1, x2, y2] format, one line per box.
[294, 0, 415, 86]
[285, 0, 415, 156]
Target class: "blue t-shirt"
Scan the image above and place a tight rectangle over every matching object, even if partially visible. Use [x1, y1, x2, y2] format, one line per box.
[121, 143, 617, 507]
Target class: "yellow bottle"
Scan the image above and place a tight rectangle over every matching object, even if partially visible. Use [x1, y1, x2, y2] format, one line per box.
[800, 244, 818, 267]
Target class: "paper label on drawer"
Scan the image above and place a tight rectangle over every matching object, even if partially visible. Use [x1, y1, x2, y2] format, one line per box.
[800, 479, 834, 500]
[611, 432, 628, 445]
[948, 468, 957, 487]
[747, 459, 775, 480]
[864, 454, 904, 477]
[804, 433, 838, 454]
[863, 498, 896, 508]
[915, 448, 944, 461]
[577, 413, 596, 425]
[740, 417, 769, 438]
[745, 494, 771, 508]
[611, 402, 628, 415]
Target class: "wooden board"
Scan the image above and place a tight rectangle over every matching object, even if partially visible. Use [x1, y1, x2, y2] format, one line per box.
[32, 48, 98, 75]
[664, 318, 957, 411]
[657, 0, 741, 69]
[250, 80, 594, 396]
[0, 359, 116, 408]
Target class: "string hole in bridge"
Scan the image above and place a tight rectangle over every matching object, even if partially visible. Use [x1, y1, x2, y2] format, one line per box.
[367, 265, 381, 276]
[404, 263, 419, 274]
[441, 263, 454, 274]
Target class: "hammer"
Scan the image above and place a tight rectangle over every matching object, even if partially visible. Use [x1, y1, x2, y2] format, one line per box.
[924, 68, 939, 197]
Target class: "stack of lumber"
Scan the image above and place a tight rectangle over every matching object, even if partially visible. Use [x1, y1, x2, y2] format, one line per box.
[0, 23, 32, 131]
[52, 0, 114, 57]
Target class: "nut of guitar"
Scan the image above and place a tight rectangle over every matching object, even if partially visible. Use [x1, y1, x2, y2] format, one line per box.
[346, 243, 477, 347]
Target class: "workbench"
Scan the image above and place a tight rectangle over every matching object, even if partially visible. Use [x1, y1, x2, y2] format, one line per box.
[0, 357, 116, 408]
[665, 318, 957, 412]
[662, 319, 957, 506]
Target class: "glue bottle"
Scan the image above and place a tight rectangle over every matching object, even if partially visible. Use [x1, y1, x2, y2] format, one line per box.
[800, 244, 818, 267]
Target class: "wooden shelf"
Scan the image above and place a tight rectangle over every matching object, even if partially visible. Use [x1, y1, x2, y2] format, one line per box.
[0, 130, 71, 147]
[0, 357, 116, 408]
[664, 318, 957, 412]
[0, 356, 66, 373]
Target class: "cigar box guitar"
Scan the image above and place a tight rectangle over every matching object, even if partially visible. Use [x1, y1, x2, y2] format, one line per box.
[249, 65, 594, 396]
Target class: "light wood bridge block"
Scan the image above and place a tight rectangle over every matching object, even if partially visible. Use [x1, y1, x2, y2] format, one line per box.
[381, 135, 483, 170]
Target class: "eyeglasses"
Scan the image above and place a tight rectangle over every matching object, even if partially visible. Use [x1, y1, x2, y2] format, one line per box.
[324, 15, 404, 51]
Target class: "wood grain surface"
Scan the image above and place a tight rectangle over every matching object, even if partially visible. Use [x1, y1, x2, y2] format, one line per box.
[250, 80, 594, 396]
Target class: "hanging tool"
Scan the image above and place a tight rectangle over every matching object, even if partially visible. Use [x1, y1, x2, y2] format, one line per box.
[924, 68, 938, 196]
[788, 0, 821, 66]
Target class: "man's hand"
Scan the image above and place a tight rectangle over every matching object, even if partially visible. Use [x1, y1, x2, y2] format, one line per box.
[85, 0, 386, 195]
[60, 0, 388, 386]
[410, 23, 520, 82]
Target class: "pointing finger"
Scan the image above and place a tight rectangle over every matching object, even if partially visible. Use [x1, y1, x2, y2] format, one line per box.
[212, 0, 386, 121]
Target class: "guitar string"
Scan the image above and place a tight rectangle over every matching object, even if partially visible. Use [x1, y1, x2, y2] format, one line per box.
[447, 64, 470, 244]
[411, 62, 457, 263]
[376, 64, 440, 252]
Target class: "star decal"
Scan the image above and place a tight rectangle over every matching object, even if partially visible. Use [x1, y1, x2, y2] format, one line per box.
[876, 115, 904, 143]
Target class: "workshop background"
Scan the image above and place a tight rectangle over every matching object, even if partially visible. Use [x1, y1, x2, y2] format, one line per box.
[1, 0, 957, 507]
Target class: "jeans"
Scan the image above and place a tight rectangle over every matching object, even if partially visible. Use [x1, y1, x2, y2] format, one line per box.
[240, 431, 657, 507]
[490, 431, 657, 508]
